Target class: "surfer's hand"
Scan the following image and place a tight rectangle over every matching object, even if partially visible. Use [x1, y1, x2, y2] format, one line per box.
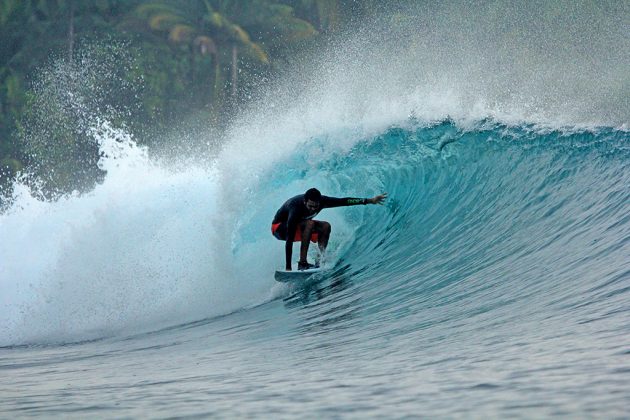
[369, 193, 388, 205]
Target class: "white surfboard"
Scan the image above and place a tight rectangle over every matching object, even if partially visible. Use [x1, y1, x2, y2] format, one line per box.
[274, 267, 325, 283]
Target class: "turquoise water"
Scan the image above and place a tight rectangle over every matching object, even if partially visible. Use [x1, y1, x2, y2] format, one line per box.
[2, 1, 630, 415]
[1, 121, 628, 417]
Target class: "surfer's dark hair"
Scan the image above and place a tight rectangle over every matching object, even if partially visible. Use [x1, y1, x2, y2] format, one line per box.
[305, 188, 322, 202]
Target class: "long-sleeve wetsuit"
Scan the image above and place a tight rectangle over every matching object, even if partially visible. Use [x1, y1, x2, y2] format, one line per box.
[272, 194, 367, 267]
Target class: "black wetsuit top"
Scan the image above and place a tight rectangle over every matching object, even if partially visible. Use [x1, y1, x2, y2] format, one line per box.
[272, 194, 367, 265]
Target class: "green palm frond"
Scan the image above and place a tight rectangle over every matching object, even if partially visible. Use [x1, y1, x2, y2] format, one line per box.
[135, 2, 182, 20]
[194, 35, 217, 55]
[207, 11, 226, 29]
[202, 9, 269, 63]
[148, 13, 184, 31]
[169, 24, 195, 42]
[230, 25, 250, 44]
[230, 25, 269, 64]
[248, 43, 269, 64]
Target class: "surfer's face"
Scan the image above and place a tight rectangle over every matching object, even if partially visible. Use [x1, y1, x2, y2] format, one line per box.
[305, 199, 320, 212]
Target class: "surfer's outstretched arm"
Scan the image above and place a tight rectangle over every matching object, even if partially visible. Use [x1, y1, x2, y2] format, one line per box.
[320, 193, 388, 208]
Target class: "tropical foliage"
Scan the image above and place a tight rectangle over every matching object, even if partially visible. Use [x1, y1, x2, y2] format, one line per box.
[0, 0, 383, 194]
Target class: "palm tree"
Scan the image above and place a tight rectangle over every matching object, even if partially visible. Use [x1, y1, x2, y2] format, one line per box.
[131, 0, 318, 108]
[288, 0, 341, 32]
[133, 0, 269, 105]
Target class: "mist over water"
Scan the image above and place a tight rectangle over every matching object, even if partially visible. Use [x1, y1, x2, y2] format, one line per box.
[0, 2, 628, 416]
[237, 0, 628, 134]
[219, 0, 628, 200]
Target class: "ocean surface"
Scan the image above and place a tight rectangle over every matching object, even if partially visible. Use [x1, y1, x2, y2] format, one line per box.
[1, 2, 630, 417]
[2, 120, 629, 418]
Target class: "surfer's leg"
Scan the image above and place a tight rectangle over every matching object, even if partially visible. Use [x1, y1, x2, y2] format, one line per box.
[299, 220, 315, 264]
[316, 221, 331, 253]
[311, 221, 330, 267]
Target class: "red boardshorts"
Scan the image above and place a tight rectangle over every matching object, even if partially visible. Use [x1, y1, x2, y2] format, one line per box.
[271, 222, 319, 243]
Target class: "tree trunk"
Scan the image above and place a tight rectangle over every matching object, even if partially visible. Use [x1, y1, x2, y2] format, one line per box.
[231, 44, 238, 100]
[67, 0, 75, 62]
[213, 52, 221, 104]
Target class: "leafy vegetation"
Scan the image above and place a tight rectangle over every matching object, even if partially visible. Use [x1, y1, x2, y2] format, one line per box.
[0, 0, 385, 194]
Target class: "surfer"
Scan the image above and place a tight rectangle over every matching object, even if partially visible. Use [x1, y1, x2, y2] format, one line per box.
[272, 188, 387, 271]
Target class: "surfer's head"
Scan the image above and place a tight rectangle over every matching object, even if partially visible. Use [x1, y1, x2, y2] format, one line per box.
[304, 188, 321, 211]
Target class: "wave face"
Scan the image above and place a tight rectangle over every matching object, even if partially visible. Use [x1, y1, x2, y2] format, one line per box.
[2, 121, 628, 416]
[242, 121, 630, 353]
[230, 122, 630, 418]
